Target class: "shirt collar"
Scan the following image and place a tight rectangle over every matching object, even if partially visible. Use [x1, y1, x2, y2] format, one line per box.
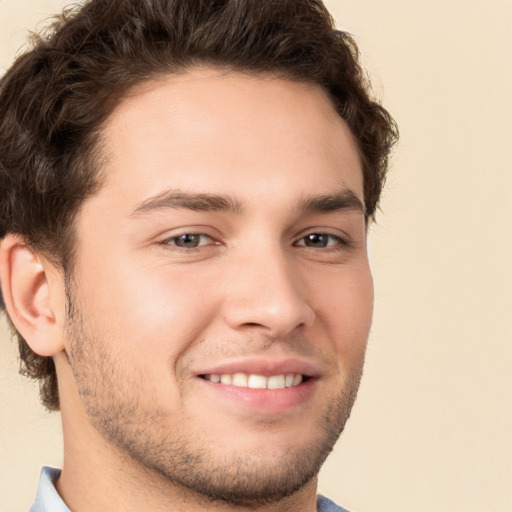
[30, 466, 70, 512]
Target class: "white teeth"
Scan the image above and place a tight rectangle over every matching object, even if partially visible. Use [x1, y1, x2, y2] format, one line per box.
[220, 374, 232, 385]
[232, 373, 248, 387]
[267, 375, 286, 389]
[285, 374, 295, 387]
[204, 373, 304, 389]
[248, 374, 267, 389]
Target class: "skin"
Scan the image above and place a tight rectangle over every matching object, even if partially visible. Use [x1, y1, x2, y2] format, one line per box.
[1, 67, 373, 512]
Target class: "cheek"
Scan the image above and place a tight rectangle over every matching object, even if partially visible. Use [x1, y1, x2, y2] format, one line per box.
[75, 255, 222, 362]
[313, 264, 373, 359]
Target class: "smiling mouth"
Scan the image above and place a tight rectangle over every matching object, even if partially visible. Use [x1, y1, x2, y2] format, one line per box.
[201, 373, 306, 390]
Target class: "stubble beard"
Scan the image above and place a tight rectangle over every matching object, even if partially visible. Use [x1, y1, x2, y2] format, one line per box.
[66, 298, 364, 508]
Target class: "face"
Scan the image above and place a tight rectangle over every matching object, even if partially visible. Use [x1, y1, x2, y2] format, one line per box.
[64, 68, 373, 506]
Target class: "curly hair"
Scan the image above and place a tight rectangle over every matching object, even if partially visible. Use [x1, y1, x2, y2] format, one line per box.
[0, 0, 398, 411]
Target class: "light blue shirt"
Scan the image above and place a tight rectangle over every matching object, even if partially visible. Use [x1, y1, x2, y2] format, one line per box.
[30, 466, 349, 512]
[29, 467, 70, 512]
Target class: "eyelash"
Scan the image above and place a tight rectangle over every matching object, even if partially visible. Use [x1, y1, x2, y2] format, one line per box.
[162, 233, 215, 250]
[294, 233, 350, 250]
[161, 231, 350, 251]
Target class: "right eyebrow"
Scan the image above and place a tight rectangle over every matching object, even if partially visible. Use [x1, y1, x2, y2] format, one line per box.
[129, 190, 243, 218]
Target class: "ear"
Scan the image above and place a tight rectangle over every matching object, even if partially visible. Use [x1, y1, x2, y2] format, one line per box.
[0, 234, 66, 356]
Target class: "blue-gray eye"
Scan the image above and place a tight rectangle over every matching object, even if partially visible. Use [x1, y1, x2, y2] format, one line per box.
[168, 234, 211, 249]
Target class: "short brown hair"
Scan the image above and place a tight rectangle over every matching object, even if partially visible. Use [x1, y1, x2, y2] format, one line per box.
[0, 0, 398, 410]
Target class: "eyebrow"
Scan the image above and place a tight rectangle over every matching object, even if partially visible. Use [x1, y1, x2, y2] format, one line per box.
[299, 189, 365, 216]
[130, 188, 364, 218]
[130, 190, 243, 217]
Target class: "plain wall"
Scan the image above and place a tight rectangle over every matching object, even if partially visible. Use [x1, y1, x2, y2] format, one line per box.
[1, 1, 511, 511]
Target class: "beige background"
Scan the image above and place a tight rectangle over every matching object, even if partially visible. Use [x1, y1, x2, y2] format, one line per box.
[1, 1, 511, 511]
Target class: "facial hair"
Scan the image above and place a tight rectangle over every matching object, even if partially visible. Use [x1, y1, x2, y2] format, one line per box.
[65, 291, 364, 508]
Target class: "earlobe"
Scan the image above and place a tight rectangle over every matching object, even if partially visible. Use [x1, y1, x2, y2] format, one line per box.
[0, 234, 65, 356]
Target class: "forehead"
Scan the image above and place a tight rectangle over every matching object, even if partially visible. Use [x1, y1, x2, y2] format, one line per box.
[95, 67, 363, 210]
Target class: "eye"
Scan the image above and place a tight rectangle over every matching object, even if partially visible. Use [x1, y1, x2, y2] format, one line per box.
[164, 233, 213, 249]
[296, 233, 346, 249]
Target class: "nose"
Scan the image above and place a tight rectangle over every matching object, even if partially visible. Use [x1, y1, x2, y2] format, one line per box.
[221, 246, 315, 338]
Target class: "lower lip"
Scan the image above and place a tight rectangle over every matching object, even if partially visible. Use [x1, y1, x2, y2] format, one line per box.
[196, 377, 316, 414]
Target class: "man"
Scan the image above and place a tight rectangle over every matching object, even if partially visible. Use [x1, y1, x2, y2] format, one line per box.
[0, 0, 397, 511]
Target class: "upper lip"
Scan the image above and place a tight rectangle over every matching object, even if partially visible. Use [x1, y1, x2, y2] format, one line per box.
[194, 357, 321, 378]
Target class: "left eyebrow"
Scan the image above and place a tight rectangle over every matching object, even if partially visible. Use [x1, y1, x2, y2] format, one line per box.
[299, 189, 365, 216]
